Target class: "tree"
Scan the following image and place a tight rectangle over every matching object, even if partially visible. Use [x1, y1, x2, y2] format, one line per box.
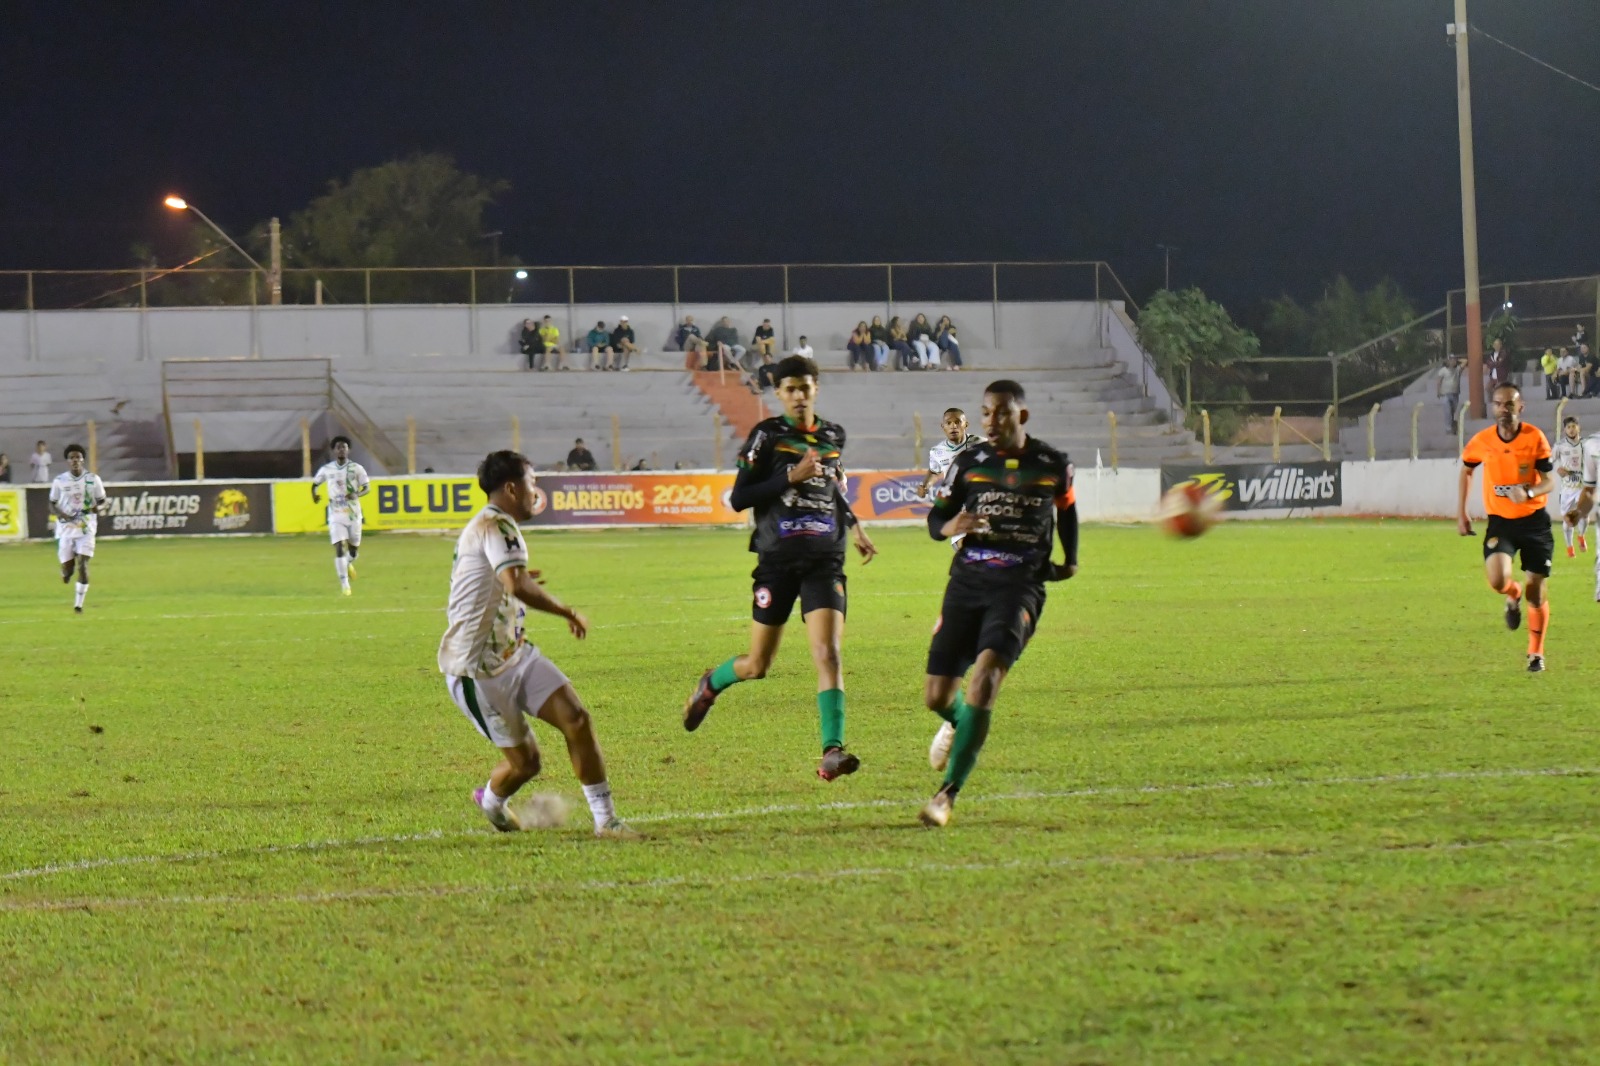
[282, 153, 510, 302]
[1260, 276, 1438, 403]
[1138, 287, 1261, 439]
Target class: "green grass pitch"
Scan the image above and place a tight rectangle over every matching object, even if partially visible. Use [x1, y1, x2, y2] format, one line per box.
[2, 521, 1598, 1064]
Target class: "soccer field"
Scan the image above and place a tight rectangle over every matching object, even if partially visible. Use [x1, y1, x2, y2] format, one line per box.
[2, 522, 1598, 1064]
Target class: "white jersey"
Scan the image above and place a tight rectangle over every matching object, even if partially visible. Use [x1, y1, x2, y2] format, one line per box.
[1555, 439, 1584, 489]
[49, 471, 107, 538]
[313, 460, 369, 522]
[439, 505, 535, 679]
[1581, 433, 1600, 488]
[928, 435, 983, 497]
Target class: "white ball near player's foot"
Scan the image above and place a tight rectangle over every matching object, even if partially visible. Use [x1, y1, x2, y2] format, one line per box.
[505, 791, 570, 829]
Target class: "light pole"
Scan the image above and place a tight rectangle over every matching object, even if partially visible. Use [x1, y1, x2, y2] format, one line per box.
[163, 196, 281, 305]
[1156, 244, 1178, 290]
[1448, 3, 1484, 418]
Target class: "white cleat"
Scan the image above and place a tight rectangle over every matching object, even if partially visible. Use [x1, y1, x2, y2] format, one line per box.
[595, 817, 643, 840]
[918, 790, 954, 828]
[929, 721, 956, 771]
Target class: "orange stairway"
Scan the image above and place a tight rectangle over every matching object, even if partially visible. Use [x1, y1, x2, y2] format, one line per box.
[693, 370, 771, 440]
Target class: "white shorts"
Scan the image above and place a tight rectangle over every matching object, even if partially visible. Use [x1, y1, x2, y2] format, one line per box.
[1559, 488, 1583, 517]
[329, 513, 362, 546]
[446, 649, 570, 749]
[57, 529, 95, 562]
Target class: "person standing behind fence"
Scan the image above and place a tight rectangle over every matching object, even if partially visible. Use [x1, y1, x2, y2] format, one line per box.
[29, 441, 51, 483]
[1541, 348, 1561, 400]
[1486, 337, 1511, 392]
[1436, 355, 1462, 430]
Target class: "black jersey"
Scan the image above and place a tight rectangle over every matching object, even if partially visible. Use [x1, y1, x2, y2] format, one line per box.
[929, 436, 1074, 585]
[732, 415, 854, 558]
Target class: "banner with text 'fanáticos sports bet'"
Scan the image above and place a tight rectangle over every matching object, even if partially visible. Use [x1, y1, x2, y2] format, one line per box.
[273, 472, 742, 533]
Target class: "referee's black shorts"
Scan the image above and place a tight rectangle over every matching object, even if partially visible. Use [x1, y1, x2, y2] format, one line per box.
[1483, 511, 1554, 577]
[926, 575, 1045, 678]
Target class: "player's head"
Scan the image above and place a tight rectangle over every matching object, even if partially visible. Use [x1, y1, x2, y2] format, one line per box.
[981, 381, 1029, 447]
[64, 444, 85, 474]
[478, 450, 537, 521]
[774, 355, 820, 422]
[1490, 383, 1523, 430]
[1564, 415, 1581, 441]
[330, 435, 351, 461]
[35, 440, 46, 452]
[941, 407, 968, 443]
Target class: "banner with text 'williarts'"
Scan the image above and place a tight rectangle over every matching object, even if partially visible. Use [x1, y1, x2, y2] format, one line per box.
[1159, 463, 1342, 511]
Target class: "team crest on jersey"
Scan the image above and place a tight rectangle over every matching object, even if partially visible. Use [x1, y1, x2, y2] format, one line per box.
[1004, 472, 1021, 489]
[1487, 537, 1499, 549]
[755, 587, 772, 608]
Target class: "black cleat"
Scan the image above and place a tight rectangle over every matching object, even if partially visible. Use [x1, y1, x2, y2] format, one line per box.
[1527, 654, 1545, 673]
[74, 605, 83, 614]
[682, 669, 718, 732]
[1505, 597, 1522, 631]
[817, 746, 861, 781]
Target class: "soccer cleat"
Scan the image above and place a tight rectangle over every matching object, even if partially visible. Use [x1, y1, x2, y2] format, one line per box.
[1504, 596, 1522, 631]
[74, 605, 83, 614]
[817, 746, 861, 781]
[473, 787, 521, 833]
[595, 817, 642, 840]
[62, 571, 71, 584]
[682, 669, 718, 732]
[347, 562, 357, 580]
[919, 788, 955, 828]
[1527, 653, 1546, 673]
[341, 585, 352, 597]
[929, 721, 956, 771]
[1568, 545, 1577, 559]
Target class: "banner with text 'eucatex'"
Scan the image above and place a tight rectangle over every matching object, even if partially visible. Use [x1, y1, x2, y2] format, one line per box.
[1159, 463, 1342, 510]
[24, 482, 275, 538]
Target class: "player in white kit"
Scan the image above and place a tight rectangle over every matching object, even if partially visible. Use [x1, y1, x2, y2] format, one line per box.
[310, 437, 369, 595]
[1568, 430, 1600, 600]
[48, 444, 107, 613]
[439, 450, 635, 837]
[916, 408, 984, 500]
[1554, 417, 1587, 557]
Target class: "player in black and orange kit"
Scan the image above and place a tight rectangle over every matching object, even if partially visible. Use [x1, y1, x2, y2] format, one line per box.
[917, 379, 1077, 827]
[681, 354, 879, 781]
[1458, 382, 1557, 672]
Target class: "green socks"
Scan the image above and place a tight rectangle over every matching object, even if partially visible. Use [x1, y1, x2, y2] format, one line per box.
[932, 692, 967, 725]
[817, 688, 845, 752]
[944, 701, 992, 791]
[709, 656, 742, 693]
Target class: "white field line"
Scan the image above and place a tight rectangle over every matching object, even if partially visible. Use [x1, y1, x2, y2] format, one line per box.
[0, 834, 1588, 914]
[3, 765, 1594, 887]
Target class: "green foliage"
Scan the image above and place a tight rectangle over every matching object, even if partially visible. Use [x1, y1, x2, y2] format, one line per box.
[1139, 287, 1261, 379]
[3, 525, 1599, 1061]
[1262, 276, 1439, 391]
[1486, 310, 1521, 350]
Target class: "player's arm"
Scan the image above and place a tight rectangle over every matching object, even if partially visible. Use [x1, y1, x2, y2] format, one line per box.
[1571, 444, 1599, 521]
[497, 565, 587, 639]
[89, 479, 107, 515]
[928, 457, 986, 540]
[353, 467, 371, 498]
[310, 468, 324, 503]
[1051, 472, 1078, 580]
[1457, 462, 1478, 536]
[1515, 459, 1556, 505]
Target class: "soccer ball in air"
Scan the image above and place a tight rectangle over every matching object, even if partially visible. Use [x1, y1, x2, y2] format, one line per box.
[1159, 483, 1223, 538]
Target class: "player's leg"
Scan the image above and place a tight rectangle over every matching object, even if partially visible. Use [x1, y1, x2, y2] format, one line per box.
[447, 674, 540, 832]
[346, 519, 362, 570]
[1520, 521, 1555, 671]
[57, 534, 75, 586]
[329, 520, 351, 592]
[1482, 519, 1523, 630]
[535, 681, 635, 837]
[73, 551, 91, 611]
[683, 564, 798, 730]
[800, 564, 857, 778]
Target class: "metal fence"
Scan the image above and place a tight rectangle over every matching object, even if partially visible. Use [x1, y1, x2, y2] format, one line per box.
[1445, 274, 1599, 360]
[0, 260, 1139, 313]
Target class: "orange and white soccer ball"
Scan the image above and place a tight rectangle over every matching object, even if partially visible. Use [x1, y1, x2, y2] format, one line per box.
[1159, 483, 1223, 538]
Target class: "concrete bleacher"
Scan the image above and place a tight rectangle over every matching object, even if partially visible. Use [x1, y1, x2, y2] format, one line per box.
[0, 299, 1201, 477]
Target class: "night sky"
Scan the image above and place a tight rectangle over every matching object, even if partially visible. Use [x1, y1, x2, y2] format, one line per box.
[3, 0, 1597, 307]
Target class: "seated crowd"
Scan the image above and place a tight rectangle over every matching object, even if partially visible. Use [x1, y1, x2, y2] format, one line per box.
[520, 316, 644, 371]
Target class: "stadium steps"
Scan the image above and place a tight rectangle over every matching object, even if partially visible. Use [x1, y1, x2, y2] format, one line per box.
[691, 370, 771, 439]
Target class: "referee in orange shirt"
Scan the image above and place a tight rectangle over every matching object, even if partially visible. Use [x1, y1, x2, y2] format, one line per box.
[1458, 383, 1557, 672]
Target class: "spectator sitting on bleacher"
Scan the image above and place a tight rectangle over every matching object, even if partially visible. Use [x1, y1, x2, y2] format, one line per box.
[585, 320, 615, 371]
[888, 317, 917, 371]
[936, 315, 963, 371]
[1557, 347, 1579, 398]
[752, 318, 776, 360]
[1582, 343, 1600, 397]
[848, 321, 874, 371]
[869, 315, 890, 369]
[707, 316, 747, 370]
[1574, 322, 1589, 352]
[567, 438, 598, 471]
[677, 315, 709, 369]
[909, 314, 939, 369]
[610, 316, 639, 371]
[793, 336, 814, 360]
[536, 315, 568, 371]
[519, 318, 541, 370]
[754, 347, 780, 390]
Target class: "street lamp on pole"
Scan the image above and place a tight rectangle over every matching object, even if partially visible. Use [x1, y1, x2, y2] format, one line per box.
[163, 195, 281, 305]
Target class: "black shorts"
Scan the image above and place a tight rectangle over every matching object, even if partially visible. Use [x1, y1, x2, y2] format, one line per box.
[751, 555, 847, 626]
[1484, 512, 1554, 577]
[926, 577, 1045, 678]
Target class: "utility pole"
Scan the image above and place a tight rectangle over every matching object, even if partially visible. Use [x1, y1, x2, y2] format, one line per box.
[1157, 244, 1177, 290]
[1451, 1, 1485, 418]
[268, 217, 282, 305]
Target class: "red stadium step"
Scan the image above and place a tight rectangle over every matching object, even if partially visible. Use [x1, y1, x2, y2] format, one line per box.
[693, 370, 771, 440]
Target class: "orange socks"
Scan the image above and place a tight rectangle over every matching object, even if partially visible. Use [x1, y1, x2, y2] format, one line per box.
[1528, 601, 1549, 656]
[1499, 579, 1524, 601]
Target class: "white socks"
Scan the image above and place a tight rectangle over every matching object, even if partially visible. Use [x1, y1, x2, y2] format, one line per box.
[582, 781, 615, 828]
[334, 555, 349, 586]
[479, 779, 508, 814]
[74, 582, 88, 608]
